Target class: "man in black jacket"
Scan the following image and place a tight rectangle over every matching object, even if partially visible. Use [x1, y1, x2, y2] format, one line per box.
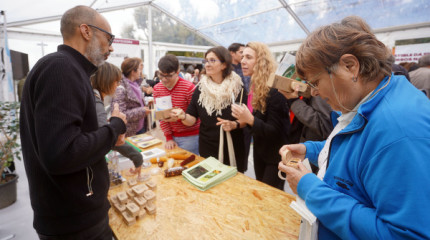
[20, 6, 126, 239]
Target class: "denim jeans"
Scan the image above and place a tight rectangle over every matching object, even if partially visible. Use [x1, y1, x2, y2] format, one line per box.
[173, 135, 199, 155]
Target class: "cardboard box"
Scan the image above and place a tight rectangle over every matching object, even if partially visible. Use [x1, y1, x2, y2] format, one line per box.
[155, 108, 172, 120]
[267, 73, 311, 97]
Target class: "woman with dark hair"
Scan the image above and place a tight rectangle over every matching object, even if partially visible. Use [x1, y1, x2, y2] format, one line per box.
[172, 46, 248, 172]
[112, 57, 150, 137]
[278, 16, 430, 239]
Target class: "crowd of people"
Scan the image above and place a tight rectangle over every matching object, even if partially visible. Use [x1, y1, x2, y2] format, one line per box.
[19, 5, 430, 239]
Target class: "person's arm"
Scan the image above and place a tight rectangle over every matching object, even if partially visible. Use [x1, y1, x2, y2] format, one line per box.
[303, 140, 325, 166]
[33, 58, 126, 175]
[215, 117, 241, 131]
[297, 138, 430, 239]
[290, 96, 333, 139]
[94, 95, 126, 146]
[175, 110, 197, 126]
[94, 93, 109, 127]
[173, 88, 199, 126]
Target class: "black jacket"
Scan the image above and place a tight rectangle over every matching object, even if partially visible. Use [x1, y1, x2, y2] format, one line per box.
[20, 45, 125, 235]
[250, 88, 290, 165]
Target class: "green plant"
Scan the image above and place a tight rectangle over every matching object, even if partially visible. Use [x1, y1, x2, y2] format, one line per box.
[0, 101, 21, 184]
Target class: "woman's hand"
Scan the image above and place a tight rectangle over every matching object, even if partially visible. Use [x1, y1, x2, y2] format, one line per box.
[163, 108, 182, 122]
[278, 144, 309, 194]
[231, 103, 253, 125]
[216, 117, 238, 132]
[278, 162, 311, 194]
[171, 108, 196, 126]
[171, 108, 185, 120]
[165, 140, 178, 150]
[279, 144, 306, 160]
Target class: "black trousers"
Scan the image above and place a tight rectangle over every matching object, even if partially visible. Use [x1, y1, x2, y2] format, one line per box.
[37, 215, 112, 240]
[254, 158, 285, 190]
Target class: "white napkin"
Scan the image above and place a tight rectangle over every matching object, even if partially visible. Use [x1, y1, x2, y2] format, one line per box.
[289, 158, 318, 240]
[290, 197, 316, 225]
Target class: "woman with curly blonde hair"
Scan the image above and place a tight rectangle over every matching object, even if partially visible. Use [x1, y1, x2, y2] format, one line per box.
[231, 42, 290, 189]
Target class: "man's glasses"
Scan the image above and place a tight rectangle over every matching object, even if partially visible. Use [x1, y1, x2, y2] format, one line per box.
[158, 73, 176, 80]
[202, 59, 221, 65]
[88, 24, 115, 46]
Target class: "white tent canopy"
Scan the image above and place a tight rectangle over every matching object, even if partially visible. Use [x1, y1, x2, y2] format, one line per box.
[2, 0, 430, 77]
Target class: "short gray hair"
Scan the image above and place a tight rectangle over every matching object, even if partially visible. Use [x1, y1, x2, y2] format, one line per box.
[60, 6, 97, 40]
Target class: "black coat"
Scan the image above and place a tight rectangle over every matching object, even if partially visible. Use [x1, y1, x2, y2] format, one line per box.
[249, 88, 290, 166]
[20, 45, 126, 235]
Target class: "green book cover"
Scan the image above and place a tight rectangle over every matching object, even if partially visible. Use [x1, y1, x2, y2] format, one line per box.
[182, 157, 237, 191]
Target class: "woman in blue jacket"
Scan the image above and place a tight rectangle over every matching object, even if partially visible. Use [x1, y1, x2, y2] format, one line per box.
[278, 16, 430, 239]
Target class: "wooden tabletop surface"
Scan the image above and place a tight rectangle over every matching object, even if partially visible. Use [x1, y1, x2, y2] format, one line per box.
[108, 135, 301, 240]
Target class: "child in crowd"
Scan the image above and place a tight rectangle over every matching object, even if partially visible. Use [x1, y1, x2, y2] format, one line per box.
[91, 62, 143, 176]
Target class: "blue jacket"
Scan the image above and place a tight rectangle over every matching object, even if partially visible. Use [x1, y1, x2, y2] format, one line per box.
[300, 74, 430, 239]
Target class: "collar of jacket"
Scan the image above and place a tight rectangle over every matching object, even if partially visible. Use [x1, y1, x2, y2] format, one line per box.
[58, 44, 98, 77]
[330, 74, 393, 134]
[120, 77, 143, 104]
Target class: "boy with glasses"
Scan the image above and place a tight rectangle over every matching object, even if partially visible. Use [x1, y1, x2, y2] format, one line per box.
[153, 54, 200, 154]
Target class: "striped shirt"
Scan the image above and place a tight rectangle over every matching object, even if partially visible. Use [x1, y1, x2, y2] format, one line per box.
[153, 78, 200, 141]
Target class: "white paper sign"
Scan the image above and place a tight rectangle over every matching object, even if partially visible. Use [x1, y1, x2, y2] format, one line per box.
[394, 43, 430, 64]
[155, 96, 172, 111]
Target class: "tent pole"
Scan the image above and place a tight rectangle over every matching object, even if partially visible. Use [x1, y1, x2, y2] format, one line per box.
[148, 5, 153, 80]
[0, 10, 17, 102]
[278, 0, 310, 35]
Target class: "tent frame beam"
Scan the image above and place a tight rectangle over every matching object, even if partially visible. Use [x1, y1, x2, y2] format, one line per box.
[2, 0, 219, 46]
[278, 0, 310, 35]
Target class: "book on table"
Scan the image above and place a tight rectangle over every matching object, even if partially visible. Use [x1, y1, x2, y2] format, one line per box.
[182, 157, 237, 191]
[127, 134, 162, 149]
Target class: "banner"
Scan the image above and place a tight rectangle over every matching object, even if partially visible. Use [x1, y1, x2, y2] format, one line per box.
[0, 11, 15, 101]
[107, 38, 141, 68]
[394, 43, 430, 64]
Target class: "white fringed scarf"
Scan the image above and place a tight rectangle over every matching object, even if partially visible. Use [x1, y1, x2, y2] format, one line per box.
[197, 71, 243, 116]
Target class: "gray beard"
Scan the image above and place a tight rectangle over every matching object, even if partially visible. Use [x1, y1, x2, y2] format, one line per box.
[85, 37, 105, 66]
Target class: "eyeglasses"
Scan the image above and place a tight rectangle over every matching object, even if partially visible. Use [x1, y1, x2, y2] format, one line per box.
[87, 24, 115, 46]
[158, 72, 176, 80]
[202, 59, 222, 65]
[304, 67, 331, 90]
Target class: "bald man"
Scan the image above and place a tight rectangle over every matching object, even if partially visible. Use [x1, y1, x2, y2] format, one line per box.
[20, 6, 126, 239]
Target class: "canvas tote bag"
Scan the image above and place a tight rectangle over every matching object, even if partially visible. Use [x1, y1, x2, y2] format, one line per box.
[218, 126, 237, 167]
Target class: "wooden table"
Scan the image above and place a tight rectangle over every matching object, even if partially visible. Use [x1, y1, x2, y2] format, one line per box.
[108, 139, 300, 240]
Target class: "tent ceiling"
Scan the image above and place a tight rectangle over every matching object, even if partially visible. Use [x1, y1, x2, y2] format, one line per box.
[2, 0, 430, 47]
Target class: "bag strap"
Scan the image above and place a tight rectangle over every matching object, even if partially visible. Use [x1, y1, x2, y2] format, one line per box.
[218, 126, 237, 167]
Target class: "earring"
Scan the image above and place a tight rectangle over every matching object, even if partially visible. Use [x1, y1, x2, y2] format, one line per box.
[352, 76, 358, 82]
